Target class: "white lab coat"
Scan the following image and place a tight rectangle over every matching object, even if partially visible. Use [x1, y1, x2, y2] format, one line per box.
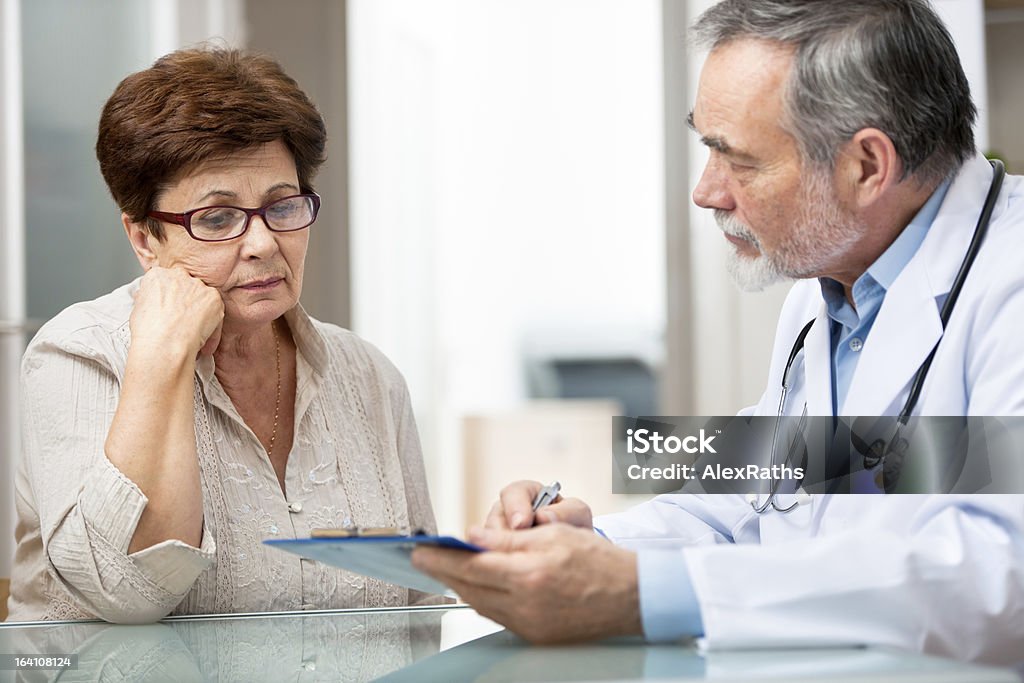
[597, 154, 1024, 665]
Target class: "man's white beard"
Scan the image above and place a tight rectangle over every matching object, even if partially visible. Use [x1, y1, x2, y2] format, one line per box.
[716, 170, 865, 292]
[717, 212, 785, 291]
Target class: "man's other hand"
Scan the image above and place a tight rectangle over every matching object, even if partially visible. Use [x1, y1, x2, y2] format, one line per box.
[412, 524, 640, 644]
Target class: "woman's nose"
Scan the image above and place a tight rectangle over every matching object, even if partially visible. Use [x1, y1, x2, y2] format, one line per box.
[240, 215, 279, 258]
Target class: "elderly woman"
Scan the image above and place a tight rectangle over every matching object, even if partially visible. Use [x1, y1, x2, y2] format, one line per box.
[7, 49, 437, 622]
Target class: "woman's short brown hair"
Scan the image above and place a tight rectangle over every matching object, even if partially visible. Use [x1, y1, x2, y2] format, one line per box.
[96, 48, 327, 239]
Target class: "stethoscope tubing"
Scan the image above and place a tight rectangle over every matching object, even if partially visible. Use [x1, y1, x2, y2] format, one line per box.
[751, 159, 1006, 514]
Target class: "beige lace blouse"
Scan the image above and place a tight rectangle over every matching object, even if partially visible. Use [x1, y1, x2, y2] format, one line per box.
[6, 278, 438, 622]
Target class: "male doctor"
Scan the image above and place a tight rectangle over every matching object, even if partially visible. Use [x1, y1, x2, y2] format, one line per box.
[413, 0, 1024, 665]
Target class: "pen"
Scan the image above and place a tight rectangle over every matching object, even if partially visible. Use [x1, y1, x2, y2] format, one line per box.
[531, 481, 561, 517]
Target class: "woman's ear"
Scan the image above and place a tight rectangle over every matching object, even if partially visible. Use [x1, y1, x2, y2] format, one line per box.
[122, 213, 159, 270]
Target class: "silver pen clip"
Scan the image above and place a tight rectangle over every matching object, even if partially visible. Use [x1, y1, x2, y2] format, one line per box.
[531, 481, 561, 511]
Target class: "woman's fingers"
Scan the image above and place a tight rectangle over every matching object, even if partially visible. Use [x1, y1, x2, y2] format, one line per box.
[132, 266, 224, 356]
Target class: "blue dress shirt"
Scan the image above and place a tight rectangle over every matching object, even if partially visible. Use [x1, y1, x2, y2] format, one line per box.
[634, 178, 952, 642]
[821, 179, 952, 414]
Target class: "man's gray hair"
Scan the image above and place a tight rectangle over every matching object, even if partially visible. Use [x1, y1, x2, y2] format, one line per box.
[692, 0, 976, 183]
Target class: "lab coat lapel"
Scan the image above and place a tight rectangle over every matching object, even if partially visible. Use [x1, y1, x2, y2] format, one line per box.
[841, 255, 942, 415]
[841, 155, 993, 416]
[800, 307, 834, 417]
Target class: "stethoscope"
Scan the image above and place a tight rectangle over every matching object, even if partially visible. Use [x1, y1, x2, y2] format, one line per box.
[749, 159, 1006, 514]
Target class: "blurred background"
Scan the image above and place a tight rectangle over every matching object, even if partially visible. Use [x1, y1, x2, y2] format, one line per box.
[1, 0, 1021, 603]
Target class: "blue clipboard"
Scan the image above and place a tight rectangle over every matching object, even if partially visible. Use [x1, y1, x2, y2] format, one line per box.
[264, 535, 482, 597]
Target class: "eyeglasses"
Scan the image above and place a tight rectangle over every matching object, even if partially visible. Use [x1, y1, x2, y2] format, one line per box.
[146, 193, 321, 242]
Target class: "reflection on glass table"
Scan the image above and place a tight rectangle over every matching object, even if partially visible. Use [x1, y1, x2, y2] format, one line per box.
[0, 605, 458, 682]
[1, 604, 1020, 682]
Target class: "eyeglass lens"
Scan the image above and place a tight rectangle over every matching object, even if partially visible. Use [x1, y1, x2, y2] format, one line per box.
[190, 195, 316, 241]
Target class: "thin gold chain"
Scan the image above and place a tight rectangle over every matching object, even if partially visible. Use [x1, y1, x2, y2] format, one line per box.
[267, 320, 281, 456]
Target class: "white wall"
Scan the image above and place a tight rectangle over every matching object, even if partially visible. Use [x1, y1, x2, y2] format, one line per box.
[934, 0, 990, 152]
[349, 0, 665, 532]
[0, 0, 25, 582]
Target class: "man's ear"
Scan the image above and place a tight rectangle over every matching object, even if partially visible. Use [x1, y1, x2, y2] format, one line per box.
[835, 127, 902, 209]
[122, 213, 159, 270]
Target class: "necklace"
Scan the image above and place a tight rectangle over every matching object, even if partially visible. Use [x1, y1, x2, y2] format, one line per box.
[267, 320, 282, 456]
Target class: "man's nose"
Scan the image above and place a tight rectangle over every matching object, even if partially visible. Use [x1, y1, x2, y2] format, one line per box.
[692, 160, 735, 211]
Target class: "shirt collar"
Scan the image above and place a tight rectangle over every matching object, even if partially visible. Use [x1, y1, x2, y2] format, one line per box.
[867, 177, 952, 291]
[818, 177, 952, 310]
[283, 304, 329, 375]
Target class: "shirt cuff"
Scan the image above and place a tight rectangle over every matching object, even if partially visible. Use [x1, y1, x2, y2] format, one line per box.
[637, 549, 704, 641]
[78, 456, 150, 553]
[129, 521, 216, 598]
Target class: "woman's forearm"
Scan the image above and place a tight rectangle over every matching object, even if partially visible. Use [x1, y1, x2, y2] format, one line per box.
[105, 342, 204, 553]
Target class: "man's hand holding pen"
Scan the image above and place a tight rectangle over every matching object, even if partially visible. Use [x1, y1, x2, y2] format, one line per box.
[411, 480, 642, 644]
[483, 480, 594, 530]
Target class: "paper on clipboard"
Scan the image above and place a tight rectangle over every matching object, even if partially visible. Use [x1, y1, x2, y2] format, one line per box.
[264, 535, 482, 597]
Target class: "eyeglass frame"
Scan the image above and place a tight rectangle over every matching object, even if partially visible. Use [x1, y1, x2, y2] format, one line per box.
[145, 192, 321, 243]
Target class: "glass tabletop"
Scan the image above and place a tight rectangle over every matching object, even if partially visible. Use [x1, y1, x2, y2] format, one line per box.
[1, 605, 1020, 682]
[0, 604, 487, 682]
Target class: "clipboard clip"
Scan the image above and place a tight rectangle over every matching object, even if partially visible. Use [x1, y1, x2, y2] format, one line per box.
[310, 526, 427, 538]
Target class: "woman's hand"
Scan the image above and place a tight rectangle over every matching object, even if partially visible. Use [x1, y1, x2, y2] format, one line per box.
[130, 266, 224, 357]
[109, 266, 223, 554]
[484, 480, 594, 530]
